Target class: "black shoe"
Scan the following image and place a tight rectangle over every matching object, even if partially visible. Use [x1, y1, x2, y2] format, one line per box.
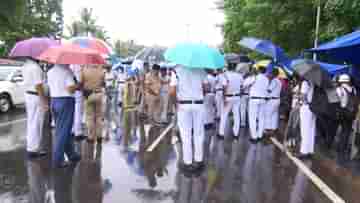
[256, 137, 263, 143]
[69, 154, 81, 164]
[54, 161, 71, 169]
[193, 161, 206, 171]
[232, 135, 239, 141]
[217, 134, 225, 140]
[27, 151, 47, 159]
[249, 138, 257, 144]
[179, 163, 195, 177]
[75, 135, 87, 142]
[296, 153, 313, 160]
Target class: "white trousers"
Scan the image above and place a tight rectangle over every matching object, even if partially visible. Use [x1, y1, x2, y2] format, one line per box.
[160, 90, 170, 122]
[265, 99, 281, 130]
[240, 95, 248, 127]
[177, 103, 205, 165]
[204, 93, 216, 125]
[73, 96, 84, 136]
[25, 94, 43, 152]
[300, 105, 316, 154]
[219, 97, 241, 136]
[248, 99, 266, 139]
[215, 91, 224, 119]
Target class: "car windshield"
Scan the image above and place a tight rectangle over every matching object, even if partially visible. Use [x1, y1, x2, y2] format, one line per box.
[0, 68, 14, 81]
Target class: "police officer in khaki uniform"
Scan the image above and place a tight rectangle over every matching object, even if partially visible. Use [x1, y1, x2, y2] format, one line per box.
[144, 64, 162, 124]
[81, 65, 105, 143]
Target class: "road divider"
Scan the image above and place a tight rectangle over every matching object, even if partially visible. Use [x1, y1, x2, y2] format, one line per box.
[270, 137, 346, 203]
[0, 118, 27, 128]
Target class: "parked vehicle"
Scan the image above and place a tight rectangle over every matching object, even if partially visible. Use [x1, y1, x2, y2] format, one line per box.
[0, 65, 25, 113]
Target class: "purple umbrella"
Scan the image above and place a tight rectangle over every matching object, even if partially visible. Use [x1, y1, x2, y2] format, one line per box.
[9, 37, 60, 59]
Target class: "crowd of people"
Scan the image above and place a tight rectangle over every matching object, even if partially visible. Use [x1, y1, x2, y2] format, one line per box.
[22, 53, 360, 174]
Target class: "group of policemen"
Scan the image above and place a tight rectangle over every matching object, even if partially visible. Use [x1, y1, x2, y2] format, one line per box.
[106, 59, 285, 174]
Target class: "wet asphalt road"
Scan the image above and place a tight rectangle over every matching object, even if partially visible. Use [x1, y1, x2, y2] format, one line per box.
[1, 107, 360, 203]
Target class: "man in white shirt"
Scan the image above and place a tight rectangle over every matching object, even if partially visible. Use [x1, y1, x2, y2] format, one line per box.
[169, 65, 207, 174]
[48, 64, 81, 168]
[298, 79, 316, 159]
[265, 68, 282, 134]
[22, 59, 48, 158]
[218, 63, 244, 140]
[336, 74, 356, 154]
[246, 66, 269, 142]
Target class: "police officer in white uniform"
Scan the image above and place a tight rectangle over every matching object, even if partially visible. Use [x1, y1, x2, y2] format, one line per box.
[23, 58, 48, 158]
[203, 70, 217, 129]
[218, 63, 243, 139]
[215, 70, 226, 120]
[298, 79, 316, 159]
[245, 65, 269, 142]
[169, 65, 207, 173]
[265, 68, 282, 133]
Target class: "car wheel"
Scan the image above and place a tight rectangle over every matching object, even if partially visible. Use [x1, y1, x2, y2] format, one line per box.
[0, 95, 12, 113]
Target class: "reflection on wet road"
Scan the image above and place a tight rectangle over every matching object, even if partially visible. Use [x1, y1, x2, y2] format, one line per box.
[1, 109, 360, 202]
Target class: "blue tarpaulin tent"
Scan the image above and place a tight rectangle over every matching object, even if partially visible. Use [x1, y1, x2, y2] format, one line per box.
[307, 30, 360, 65]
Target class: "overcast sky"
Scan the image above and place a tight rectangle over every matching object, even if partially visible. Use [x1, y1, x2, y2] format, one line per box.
[63, 0, 224, 46]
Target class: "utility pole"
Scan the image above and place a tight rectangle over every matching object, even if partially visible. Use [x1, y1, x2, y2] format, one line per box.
[186, 23, 190, 42]
[314, 0, 321, 61]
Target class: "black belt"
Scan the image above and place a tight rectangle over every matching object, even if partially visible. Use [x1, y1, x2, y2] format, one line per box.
[225, 94, 240, 97]
[178, 100, 203, 104]
[250, 97, 266, 100]
[26, 91, 38, 96]
[241, 93, 249, 96]
[269, 97, 280, 100]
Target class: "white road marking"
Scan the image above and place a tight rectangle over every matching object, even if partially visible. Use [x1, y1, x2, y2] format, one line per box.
[0, 118, 27, 128]
[270, 137, 346, 203]
[146, 122, 175, 152]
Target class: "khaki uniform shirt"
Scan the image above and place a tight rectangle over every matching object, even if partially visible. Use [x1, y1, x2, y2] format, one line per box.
[144, 72, 161, 98]
[81, 66, 105, 92]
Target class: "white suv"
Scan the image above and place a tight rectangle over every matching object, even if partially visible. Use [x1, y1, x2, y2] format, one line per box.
[0, 65, 25, 113]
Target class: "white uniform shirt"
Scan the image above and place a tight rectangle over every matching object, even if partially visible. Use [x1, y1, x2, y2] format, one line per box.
[336, 84, 355, 108]
[160, 74, 170, 94]
[267, 78, 282, 98]
[22, 59, 44, 92]
[170, 66, 206, 101]
[300, 81, 314, 104]
[222, 71, 243, 95]
[243, 75, 256, 94]
[70, 65, 83, 98]
[204, 74, 217, 94]
[249, 73, 269, 98]
[105, 71, 115, 88]
[215, 72, 227, 91]
[47, 64, 75, 98]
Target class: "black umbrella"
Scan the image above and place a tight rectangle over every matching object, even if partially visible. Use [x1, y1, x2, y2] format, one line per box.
[135, 47, 166, 64]
[225, 53, 251, 64]
[291, 59, 333, 88]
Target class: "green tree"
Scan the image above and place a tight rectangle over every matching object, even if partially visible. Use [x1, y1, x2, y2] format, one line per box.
[0, 0, 63, 56]
[221, 0, 360, 57]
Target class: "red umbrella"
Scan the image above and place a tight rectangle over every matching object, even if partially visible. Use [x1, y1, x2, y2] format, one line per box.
[37, 44, 106, 65]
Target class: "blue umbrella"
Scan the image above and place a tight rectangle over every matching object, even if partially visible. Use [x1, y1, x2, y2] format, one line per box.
[164, 43, 225, 69]
[238, 37, 289, 63]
